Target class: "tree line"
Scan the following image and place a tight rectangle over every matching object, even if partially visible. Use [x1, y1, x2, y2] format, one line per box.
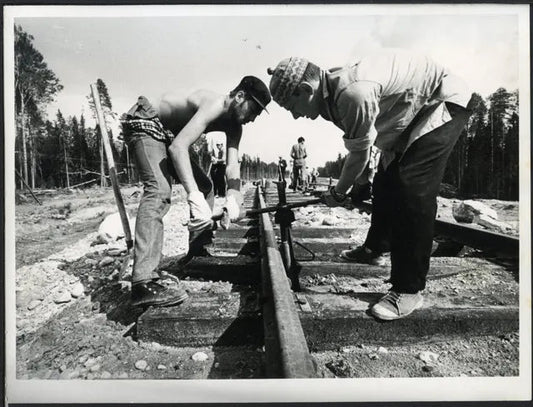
[15, 24, 520, 200]
[318, 89, 519, 201]
[14, 24, 277, 191]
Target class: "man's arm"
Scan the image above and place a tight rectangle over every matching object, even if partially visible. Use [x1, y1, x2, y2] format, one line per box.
[225, 126, 242, 190]
[335, 82, 381, 195]
[220, 126, 245, 225]
[336, 149, 371, 193]
[168, 100, 223, 193]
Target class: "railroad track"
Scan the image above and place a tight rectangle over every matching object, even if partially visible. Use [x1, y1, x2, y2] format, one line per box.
[137, 179, 519, 378]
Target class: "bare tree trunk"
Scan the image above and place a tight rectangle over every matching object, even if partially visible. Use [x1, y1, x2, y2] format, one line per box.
[20, 96, 28, 184]
[64, 140, 70, 188]
[29, 123, 36, 189]
[501, 122, 505, 200]
[100, 140, 105, 187]
[490, 110, 494, 197]
[16, 151, 23, 189]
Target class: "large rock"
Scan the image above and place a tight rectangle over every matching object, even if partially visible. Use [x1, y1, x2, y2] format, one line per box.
[452, 200, 498, 223]
[98, 213, 136, 242]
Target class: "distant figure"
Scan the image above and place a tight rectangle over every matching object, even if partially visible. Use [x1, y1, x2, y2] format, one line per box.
[290, 136, 307, 191]
[288, 160, 295, 188]
[210, 142, 227, 197]
[277, 156, 288, 180]
[310, 167, 319, 185]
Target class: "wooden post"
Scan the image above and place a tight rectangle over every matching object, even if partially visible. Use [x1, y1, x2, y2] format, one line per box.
[15, 169, 41, 205]
[100, 141, 105, 187]
[91, 84, 133, 250]
[125, 143, 131, 184]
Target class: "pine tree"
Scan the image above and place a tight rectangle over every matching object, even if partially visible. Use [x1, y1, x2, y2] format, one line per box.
[14, 24, 63, 186]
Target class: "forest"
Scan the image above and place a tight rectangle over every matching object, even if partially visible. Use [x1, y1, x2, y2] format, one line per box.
[15, 24, 519, 200]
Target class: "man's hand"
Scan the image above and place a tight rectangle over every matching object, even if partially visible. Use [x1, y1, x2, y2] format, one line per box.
[321, 186, 347, 207]
[223, 189, 245, 223]
[187, 191, 213, 232]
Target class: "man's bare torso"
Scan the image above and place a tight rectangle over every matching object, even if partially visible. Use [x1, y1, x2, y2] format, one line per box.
[157, 90, 238, 136]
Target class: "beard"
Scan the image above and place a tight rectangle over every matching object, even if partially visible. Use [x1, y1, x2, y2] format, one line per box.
[229, 99, 244, 124]
[229, 99, 250, 124]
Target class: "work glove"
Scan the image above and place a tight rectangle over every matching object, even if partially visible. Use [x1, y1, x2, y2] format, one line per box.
[321, 186, 347, 208]
[222, 189, 245, 227]
[349, 182, 372, 204]
[187, 191, 213, 232]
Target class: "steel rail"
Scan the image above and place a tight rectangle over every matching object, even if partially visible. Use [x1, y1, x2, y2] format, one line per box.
[256, 185, 317, 378]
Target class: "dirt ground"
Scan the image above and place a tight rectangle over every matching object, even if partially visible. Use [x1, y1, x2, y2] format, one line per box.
[13, 184, 521, 381]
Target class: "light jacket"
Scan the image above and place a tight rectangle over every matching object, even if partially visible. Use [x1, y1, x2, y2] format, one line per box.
[319, 50, 472, 168]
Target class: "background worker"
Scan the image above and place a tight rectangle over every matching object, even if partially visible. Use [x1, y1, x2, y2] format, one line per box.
[121, 76, 271, 307]
[305, 166, 311, 188]
[288, 160, 295, 189]
[210, 142, 227, 197]
[277, 156, 288, 180]
[290, 136, 307, 191]
[268, 51, 474, 321]
[310, 167, 319, 185]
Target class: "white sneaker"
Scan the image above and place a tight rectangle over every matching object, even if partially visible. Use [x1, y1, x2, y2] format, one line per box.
[371, 290, 423, 321]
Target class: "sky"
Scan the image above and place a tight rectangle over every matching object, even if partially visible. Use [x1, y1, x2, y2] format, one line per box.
[12, 4, 523, 169]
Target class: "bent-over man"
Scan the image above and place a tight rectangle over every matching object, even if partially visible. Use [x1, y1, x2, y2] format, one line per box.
[121, 76, 271, 307]
[268, 51, 474, 320]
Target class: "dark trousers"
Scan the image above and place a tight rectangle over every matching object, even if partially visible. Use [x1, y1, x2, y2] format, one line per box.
[210, 163, 226, 197]
[128, 134, 213, 283]
[364, 102, 472, 293]
[292, 165, 304, 189]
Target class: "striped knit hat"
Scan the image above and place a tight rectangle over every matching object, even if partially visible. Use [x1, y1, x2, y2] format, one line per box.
[267, 57, 310, 106]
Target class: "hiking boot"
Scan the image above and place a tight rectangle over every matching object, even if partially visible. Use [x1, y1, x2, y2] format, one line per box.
[131, 280, 188, 307]
[340, 245, 386, 266]
[371, 290, 423, 321]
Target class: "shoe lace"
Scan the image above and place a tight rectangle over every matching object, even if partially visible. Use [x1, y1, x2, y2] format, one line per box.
[384, 290, 401, 303]
[157, 270, 183, 286]
[382, 290, 402, 313]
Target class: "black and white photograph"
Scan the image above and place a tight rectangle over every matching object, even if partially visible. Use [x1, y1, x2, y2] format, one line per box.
[4, 3, 531, 404]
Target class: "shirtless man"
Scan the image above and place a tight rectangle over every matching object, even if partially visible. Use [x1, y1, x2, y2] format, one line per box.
[120, 76, 271, 307]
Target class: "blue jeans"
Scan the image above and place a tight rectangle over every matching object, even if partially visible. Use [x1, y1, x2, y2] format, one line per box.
[128, 133, 214, 284]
